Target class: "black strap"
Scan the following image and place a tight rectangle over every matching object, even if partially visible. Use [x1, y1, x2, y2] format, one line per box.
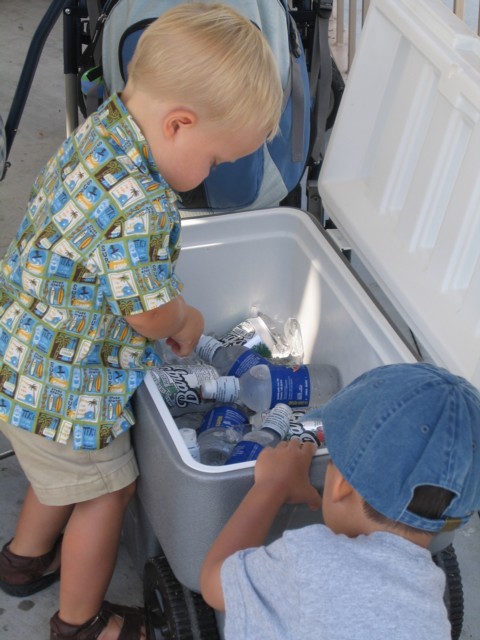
[79, 0, 120, 73]
[309, 0, 333, 163]
[4, 0, 67, 165]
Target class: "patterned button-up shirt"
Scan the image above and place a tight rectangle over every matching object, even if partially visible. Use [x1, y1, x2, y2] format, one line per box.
[0, 94, 183, 449]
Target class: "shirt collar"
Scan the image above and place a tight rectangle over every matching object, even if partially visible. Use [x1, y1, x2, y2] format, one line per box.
[100, 93, 172, 191]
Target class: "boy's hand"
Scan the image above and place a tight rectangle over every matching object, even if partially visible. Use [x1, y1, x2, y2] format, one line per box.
[125, 297, 204, 349]
[166, 305, 204, 356]
[254, 440, 322, 510]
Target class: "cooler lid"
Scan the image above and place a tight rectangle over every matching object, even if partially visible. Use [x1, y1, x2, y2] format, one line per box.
[318, 0, 480, 386]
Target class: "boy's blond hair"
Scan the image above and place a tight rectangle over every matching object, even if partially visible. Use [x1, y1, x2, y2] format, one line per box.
[127, 2, 283, 139]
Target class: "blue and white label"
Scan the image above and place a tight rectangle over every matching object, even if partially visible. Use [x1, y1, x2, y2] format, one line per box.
[225, 440, 264, 464]
[198, 405, 249, 435]
[269, 364, 311, 407]
[227, 349, 269, 377]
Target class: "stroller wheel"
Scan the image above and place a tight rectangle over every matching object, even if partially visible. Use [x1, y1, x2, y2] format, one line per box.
[432, 544, 464, 640]
[144, 553, 220, 640]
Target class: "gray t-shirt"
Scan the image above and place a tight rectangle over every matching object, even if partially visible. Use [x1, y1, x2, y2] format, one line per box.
[221, 525, 450, 639]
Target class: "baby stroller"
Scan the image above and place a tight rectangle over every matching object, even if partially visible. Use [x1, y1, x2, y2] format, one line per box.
[0, 2, 465, 640]
[1, 0, 344, 221]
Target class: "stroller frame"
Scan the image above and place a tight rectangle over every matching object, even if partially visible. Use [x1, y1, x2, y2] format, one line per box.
[1, 0, 344, 221]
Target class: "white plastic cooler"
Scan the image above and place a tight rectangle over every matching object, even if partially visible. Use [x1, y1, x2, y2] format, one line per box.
[124, 0, 480, 599]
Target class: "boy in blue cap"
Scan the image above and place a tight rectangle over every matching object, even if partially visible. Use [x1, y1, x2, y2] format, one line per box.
[201, 362, 480, 639]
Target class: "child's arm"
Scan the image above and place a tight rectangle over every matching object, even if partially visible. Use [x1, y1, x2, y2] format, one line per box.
[125, 295, 204, 356]
[200, 440, 322, 611]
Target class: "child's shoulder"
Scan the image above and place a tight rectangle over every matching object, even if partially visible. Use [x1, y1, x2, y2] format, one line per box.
[281, 523, 334, 553]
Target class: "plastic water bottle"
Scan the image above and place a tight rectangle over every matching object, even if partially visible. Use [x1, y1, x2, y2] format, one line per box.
[179, 427, 200, 461]
[250, 405, 325, 446]
[219, 312, 304, 365]
[174, 412, 205, 431]
[149, 364, 218, 416]
[194, 334, 270, 377]
[287, 418, 326, 448]
[225, 403, 292, 464]
[286, 406, 327, 448]
[197, 424, 249, 466]
[201, 362, 341, 413]
[175, 404, 249, 433]
[197, 404, 249, 434]
[249, 405, 322, 429]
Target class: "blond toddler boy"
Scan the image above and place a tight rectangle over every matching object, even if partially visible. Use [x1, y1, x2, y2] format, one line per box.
[0, 5, 282, 640]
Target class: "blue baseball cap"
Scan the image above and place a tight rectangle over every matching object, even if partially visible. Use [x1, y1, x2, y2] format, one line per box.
[320, 363, 480, 532]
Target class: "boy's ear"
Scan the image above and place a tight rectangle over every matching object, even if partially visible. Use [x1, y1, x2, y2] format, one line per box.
[330, 471, 355, 504]
[163, 109, 197, 139]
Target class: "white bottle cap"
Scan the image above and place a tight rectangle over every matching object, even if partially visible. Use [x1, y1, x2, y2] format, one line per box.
[179, 427, 200, 461]
[195, 334, 222, 362]
[179, 427, 197, 446]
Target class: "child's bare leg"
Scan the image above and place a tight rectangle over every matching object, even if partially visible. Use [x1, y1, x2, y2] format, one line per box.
[58, 481, 144, 639]
[9, 485, 72, 558]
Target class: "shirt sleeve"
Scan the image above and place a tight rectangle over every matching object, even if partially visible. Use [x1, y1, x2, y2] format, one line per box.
[93, 195, 184, 316]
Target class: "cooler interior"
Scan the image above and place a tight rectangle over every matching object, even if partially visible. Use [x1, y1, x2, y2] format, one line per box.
[126, 206, 416, 591]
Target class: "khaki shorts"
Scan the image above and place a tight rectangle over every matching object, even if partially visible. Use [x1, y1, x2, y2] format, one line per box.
[0, 422, 139, 506]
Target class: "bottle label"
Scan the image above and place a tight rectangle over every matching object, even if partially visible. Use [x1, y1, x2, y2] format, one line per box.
[227, 349, 269, 377]
[220, 319, 264, 348]
[262, 404, 292, 438]
[287, 421, 326, 447]
[269, 364, 311, 407]
[150, 364, 218, 411]
[225, 440, 264, 465]
[219, 317, 275, 353]
[198, 405, 249, 435]
[194, 335, 222, 363]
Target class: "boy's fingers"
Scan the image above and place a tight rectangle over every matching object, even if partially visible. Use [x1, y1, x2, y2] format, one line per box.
[300, 441, 318, 456]
[278, 439, 317, 452]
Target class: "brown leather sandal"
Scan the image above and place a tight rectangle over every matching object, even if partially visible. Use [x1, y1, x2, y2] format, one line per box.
[50, 601, 145, 640]
[0, 535, 62, 597]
